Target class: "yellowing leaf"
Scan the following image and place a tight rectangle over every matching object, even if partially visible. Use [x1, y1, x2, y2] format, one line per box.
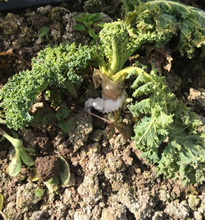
[0, 193, 3, 211]
[8, 155, 21, 177]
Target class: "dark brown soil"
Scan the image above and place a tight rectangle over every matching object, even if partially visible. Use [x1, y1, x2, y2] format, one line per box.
[35, 156, 60, 181]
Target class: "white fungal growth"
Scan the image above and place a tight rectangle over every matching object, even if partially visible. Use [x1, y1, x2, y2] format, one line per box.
[85, 92, 126, 113]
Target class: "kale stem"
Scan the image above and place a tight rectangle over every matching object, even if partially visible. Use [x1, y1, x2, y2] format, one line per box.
[111, 66, 153, 83]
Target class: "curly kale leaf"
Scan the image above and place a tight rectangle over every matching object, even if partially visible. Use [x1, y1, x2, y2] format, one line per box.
[0, 43, 97, 130]
[126, 0, 205, 58]
[128, 69, 205, 184]
[96, 0, 205, 86]
[98, 20, 138, 78]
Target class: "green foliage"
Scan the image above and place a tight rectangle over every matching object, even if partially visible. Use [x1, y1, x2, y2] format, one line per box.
[58, 156, 71, 186]
[0, 43, 97, 130]
[38, 26, 50, 38]
[45, 156, 70, 192]
[74, 12, 104, 41]
[0, 0, 205, 185]
[98, 20, 137, 78]
[98, 0, 205, 83]
[128, 67, 205, 185]
[0, 128, 34, 176]
[33, 106, 74, 133]
[34, 188, 45, 198]
[125, 0, 205, 58]
[120, 0, 138, 14]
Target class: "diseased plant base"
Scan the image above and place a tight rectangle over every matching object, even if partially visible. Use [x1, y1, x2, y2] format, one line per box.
[85, 91, 126, 113]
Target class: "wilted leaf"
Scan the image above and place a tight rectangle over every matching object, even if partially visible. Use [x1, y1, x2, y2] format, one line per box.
[115, 121, 133, 141]
[146, 46, 173, 73]
[19, 150, 34, 167]
[8, 155, 21, 177]
[58, 156, 70, 186]
[104, 123, 115, 139]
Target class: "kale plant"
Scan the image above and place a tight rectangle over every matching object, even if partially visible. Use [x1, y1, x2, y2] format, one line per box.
[0, 43, 97, 176]
[127, 67, 205, 185]
[0, 0, 205, 183]
[0, 43, 97, 130]
[92, 0, 205, 99]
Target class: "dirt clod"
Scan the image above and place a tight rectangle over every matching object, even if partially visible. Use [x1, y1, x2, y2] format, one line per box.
[35, 156, 59, 181]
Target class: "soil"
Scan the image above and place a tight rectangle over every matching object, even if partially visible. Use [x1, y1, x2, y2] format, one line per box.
[35, 156, 60, 181]
[0, 0, 205, 220]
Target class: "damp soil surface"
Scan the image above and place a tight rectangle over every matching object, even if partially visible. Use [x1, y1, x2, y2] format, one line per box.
[0, 1, 205, 219]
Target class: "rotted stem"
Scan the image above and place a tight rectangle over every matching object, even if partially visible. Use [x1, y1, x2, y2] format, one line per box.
[93, 66, 153, 100]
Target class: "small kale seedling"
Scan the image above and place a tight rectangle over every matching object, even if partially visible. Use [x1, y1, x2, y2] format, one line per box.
[0, 127, 34, 176]
[38, 26, 50, 38]
[33, 106, 74, 133]
[74, 12, 104, 40]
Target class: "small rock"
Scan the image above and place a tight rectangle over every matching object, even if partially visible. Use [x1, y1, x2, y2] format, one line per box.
[198, 196, 205, 215]
[194, 211, 203, 220]
[77, 174, 102, 206]
[87, 142, 101, 156]
[37, 5, 52, 15]
[188, 88, 205, 109]
[188, 194, 200, 210]
[99, 202, 105, 208]
[165, 200, 189, 219]
[74, 209, 91, 220]
[152, 211, 164, 220]
[69, 112, 93, 151]
[101, 203, 127, 220]
[16, 183, 43, 213]
[159, 189, 170, 202]
[32, 210, 49, 220]
[36, 37, 43, 45]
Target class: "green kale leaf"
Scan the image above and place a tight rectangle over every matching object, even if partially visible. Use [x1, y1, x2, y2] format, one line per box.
[126, 0, 205, 58]
[0, 43, 97, 130]
[128, 67, 205, 184]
